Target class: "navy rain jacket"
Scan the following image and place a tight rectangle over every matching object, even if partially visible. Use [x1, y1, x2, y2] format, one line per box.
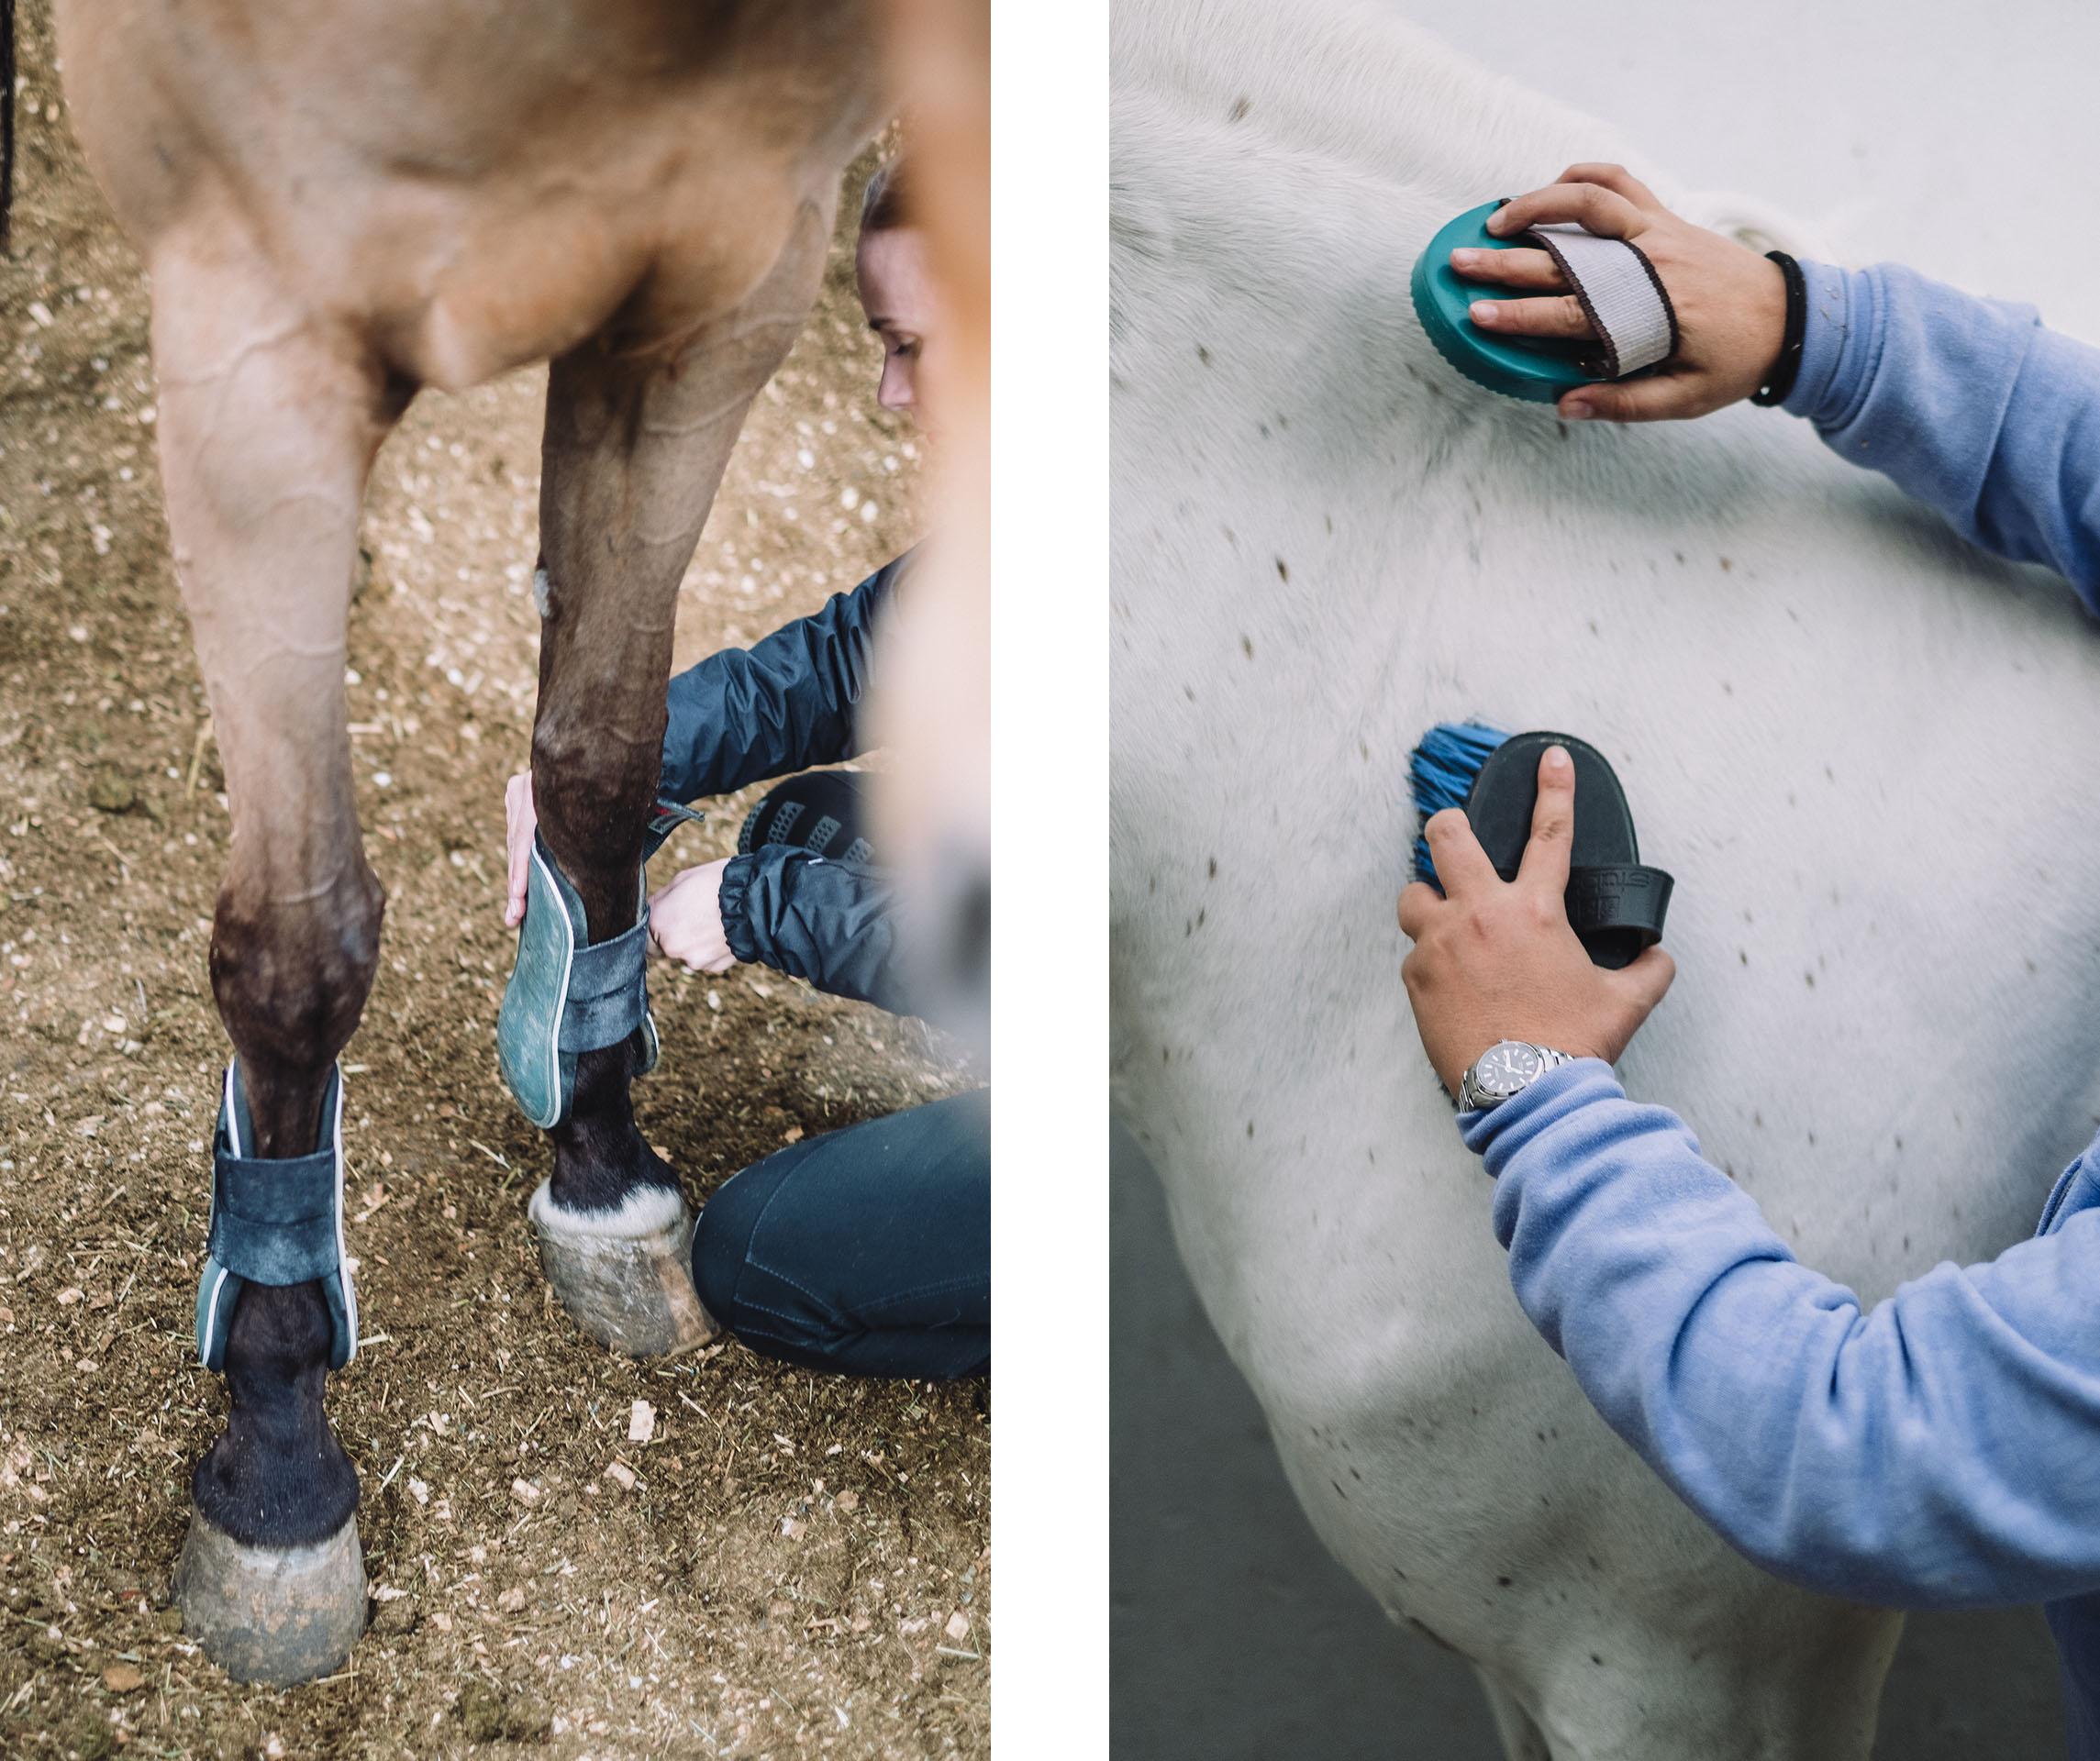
[658, 552, 912, 1013]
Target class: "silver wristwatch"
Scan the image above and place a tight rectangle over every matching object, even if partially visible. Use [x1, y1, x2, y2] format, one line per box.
[1459, 1040, 1575, 1112]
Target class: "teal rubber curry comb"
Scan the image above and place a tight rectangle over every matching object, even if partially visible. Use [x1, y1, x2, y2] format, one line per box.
[1410, 199, 1672, 404]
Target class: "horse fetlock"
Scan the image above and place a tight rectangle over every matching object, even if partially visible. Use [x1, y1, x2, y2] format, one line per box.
[528, 1177, 718, 1358]
[545, 1036, 672, 1178]
[173, 1506, 365, 1687]
[194, 1281, 360, 1547]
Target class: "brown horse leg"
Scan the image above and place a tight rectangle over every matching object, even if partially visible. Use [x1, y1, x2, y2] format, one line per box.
[524, 200, 832, 1355]
[146, 235, 403, 1682]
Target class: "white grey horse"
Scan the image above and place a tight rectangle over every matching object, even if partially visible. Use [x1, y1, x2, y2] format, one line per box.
[1111, 0, 2100, 1751]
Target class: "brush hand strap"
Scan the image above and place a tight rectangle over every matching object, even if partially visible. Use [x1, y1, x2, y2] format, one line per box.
[1564, 865, 1673, 950]
[195, 1063, 357, 1374]
[1526, 222, 1679, 379]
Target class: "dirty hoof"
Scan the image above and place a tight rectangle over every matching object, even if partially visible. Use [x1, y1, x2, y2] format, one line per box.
[528, 1179, 720, 1357]
[172, 1509, 365, 1686]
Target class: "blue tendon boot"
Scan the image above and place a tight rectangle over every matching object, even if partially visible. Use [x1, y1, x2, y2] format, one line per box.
[175, 1062, 366, 1685]
[497, 802, 700, 1130]
[499, 801, 719, 1357]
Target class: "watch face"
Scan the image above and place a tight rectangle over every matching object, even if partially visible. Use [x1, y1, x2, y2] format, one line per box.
[1479, 1041, 1544, 1098]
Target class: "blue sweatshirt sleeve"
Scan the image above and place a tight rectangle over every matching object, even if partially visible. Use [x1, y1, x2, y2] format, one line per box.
[1783, 260, 2100, 610]
[1463, 1060, 2100, 1609]
[657, 552, 907, 805]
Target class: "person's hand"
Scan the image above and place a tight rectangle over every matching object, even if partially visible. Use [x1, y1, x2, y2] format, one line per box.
[504, 770, 537, 928]
[1451, 163, 1788, 423]
[1396, 746, 1675, 1098]
[649, 858, 737, 973]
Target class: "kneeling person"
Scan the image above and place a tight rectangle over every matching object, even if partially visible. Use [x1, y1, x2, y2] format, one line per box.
[505, 548, 987, 1383]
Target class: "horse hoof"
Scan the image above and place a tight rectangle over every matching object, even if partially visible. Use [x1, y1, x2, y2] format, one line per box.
[172, 1509, 365, 1686]
[528, 1179, 721, 1357]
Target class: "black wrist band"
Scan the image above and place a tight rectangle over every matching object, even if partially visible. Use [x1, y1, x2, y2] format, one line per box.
[1750, 249, 1806, 407]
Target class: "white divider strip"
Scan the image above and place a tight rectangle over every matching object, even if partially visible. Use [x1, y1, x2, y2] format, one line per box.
[1528, 222, 1676, 378]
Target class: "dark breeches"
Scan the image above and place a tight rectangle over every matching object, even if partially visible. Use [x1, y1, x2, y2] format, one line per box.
[692, 1088, 991, 1380]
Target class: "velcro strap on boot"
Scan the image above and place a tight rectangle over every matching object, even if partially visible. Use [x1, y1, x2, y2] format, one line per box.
[645, 801, 705, 858]
[195, 1063, 358, 1374]
[1524, 222, 1679, 380]
[559, 920, 650, 1054]
[498, 799, 703, 1129]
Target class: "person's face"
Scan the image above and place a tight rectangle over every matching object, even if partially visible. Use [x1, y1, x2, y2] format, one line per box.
[857, 226, 941, 432]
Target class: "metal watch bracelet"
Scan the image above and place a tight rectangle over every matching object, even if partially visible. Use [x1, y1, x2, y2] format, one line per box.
[1458, 1042, 1575, 1112]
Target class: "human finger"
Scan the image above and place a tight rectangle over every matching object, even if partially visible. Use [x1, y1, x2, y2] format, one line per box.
[1469, 294, 1594, 340]
[1612, 944, 1678, 1016]
[1424, 808, 1499, 897]
[1488, 183, 1646, 242]
[1516, 746, 1575, 892]
[1558, 374, 1706, 425]
[1396, 880, 1444, 941]
[1448, 246, 1568, 291]
[1555, 162, 1664, 213]
[504, 772, 534, 926]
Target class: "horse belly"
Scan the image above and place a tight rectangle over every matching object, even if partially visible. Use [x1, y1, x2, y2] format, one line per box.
[58, 0, 880, 389]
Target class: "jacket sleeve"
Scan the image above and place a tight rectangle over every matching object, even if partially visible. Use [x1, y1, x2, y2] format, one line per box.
[658, 553, 907, 804]
[1784, 260, 2100, 610]
[717, 846, 909, 1014]
[1465, 1059, 2100, 1610]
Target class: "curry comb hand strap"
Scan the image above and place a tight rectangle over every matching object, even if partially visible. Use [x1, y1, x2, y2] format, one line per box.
[1565, 864, 1674, 952]
[1525, 221, 1679, 380]
[497, 800, 704, 1130]
[194, 1062, 358, 1374]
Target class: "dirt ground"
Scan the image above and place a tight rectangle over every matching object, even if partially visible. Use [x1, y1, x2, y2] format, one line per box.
[0, 7, 988, 1757]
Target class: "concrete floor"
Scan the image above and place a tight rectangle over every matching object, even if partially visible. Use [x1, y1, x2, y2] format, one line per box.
[1111, 1, 2097, 1753]
[1112, 1129, 2065, 1759]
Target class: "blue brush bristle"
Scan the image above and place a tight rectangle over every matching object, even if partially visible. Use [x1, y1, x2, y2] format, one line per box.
[1408, 721, 1508, 886]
